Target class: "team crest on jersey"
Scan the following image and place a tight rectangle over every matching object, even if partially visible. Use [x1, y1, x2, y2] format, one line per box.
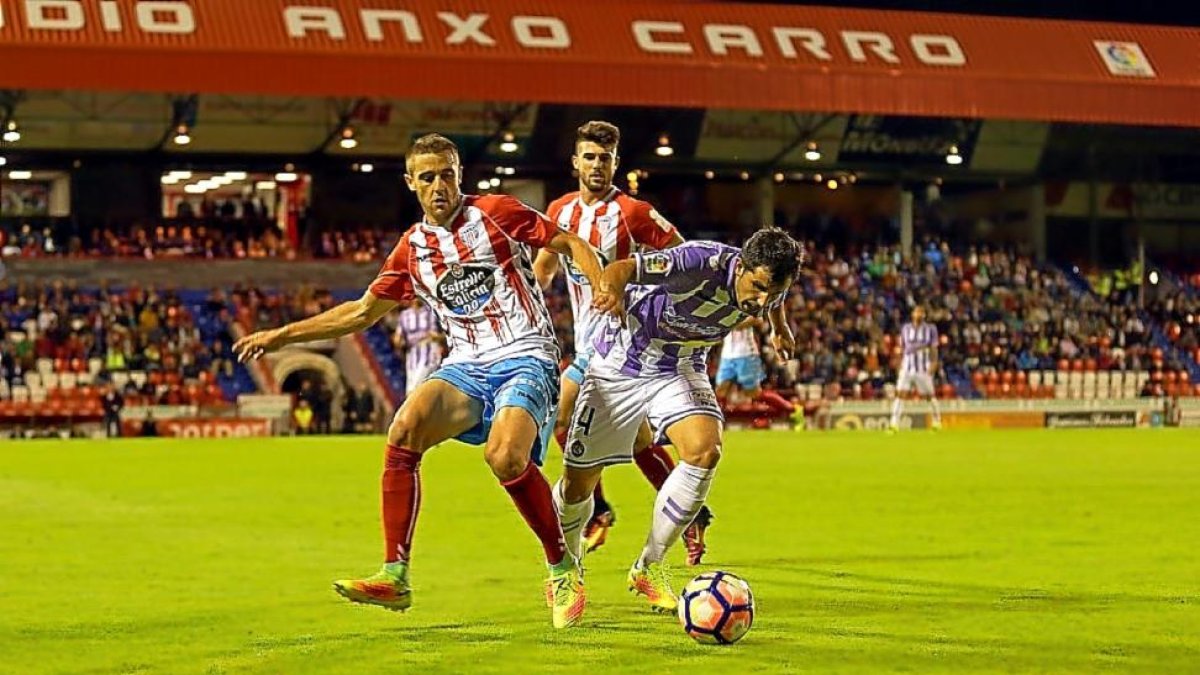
[642, 253, 672, 276]
[436, 263, 497, 315]
[459, 223, 485, 249]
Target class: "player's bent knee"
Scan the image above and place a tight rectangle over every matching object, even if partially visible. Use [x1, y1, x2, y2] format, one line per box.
[483, 442, 528, 482]
[561, 468, 600, 503]
[682, 443, 722, 470]
[388, 407, 430, 452]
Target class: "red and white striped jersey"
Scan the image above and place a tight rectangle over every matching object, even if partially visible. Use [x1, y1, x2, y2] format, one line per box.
[370, 195, 558, 366]
[546, 186, 679, 353]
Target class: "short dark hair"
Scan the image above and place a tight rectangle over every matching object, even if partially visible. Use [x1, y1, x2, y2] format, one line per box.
[575, 120, 620, 152]
[742, 227, 804, 285]
[406, 133, 459, 172]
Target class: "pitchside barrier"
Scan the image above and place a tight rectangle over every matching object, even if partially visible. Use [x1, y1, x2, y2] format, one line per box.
[813, 398, 1200, 431]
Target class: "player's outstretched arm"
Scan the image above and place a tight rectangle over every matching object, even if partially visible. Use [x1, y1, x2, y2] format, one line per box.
[545, 230, 604, 295]
[233, 291, 398, 362]
[768, 302, 796, 360]
[533, 248, 560, 290]
[594, 258, 636, 316]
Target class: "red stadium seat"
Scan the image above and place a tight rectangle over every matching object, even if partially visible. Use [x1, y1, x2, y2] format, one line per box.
[1057, 359, 1069, 372]
[1001, 371, 1014, 385]
[1084, 359, 1098, 372]
[1072, 359, 1085, 372]
[1166, 371, 1179, 386]
[1179, 370, 1191, 384]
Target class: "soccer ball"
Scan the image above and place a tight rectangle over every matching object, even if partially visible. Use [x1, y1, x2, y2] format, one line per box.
[677, 571, 755, 645]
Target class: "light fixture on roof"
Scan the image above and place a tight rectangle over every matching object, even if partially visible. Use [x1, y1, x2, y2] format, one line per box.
[739, 170, 750, 181]
[945, 144, 963, 165]
[489, 177, 501, 187]
[626, 170, 638, 182]
[9, 170, 32, 180]
[848, 173, 858, 184]
[655, 134, 674, 157]
[477, 179, 491, 190]
[1149, 271, 1160, 285]
[813, 173, 822, 183]
[339, 126, 358, 150]
[359, 162, 374, 173]
[184, 184, 206, 194]
[169, 170, 192, 179]
[212, 176, 233, 185]
[275, 172, 299, 183]
[501, 166, 515, 176]
[499, 132, 518, 154]
[172, 124, 191, 146]
[704, 170, 715, 180]
[804, 141, 821, 162]
[773, 172, 785, 183]
[2, 120, 20, 143]
[161, 175, 179, 185]
[255, 180, 277, 190]
[0, 156, 6, 167]
[225, 171, 247, 180]
[826, 178, 839, 190]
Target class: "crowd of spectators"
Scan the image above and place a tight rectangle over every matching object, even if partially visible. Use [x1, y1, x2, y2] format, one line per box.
[1, 218, 393, 262]
[0, 280, 243, 406]
[3, 237, 1197, 412]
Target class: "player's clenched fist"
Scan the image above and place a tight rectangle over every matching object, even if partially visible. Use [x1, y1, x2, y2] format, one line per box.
[592, 285, 623, 318]
[233, 329, 286, 362]
[770, 332, 796, 361]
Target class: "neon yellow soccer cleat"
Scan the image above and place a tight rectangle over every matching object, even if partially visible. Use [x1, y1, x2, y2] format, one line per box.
[628, 561, 678, 613]
[333, 564, 412, 612]
[546, 563, 586, 628]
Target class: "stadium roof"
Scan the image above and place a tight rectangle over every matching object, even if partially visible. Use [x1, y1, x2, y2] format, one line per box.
[1, 0, 1199, 127]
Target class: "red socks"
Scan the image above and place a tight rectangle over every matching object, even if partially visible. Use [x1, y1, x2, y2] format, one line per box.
[555, 429, 569, 451]
[382, 445, 422, 563]
[502, 462, 567, 566]
[635, 444, 676, 490]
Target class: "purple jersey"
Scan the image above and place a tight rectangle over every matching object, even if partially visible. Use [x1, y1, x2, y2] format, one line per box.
[396, 305, 443, 373]
[594, 241, 769, 376]
[900, 321, 938, 374]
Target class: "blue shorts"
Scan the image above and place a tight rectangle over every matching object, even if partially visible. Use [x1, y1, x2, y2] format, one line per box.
[716, 356, 764, 389]
[563, 348, 593, 386]
[430, 356, 559, 465]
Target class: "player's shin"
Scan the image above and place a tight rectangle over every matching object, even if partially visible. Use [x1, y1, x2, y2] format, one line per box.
[502, 462, 569, 567]
[382, 445, 422, 566]
[553, 478, 594, 563]
[890, 395, 904, 428]
[638, 461, 715, 567]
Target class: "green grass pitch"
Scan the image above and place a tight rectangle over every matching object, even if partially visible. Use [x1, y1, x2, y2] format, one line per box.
[2, 429, 1198, 673]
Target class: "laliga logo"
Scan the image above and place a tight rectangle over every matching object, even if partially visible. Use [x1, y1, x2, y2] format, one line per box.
[1105, 43, 1141, 68]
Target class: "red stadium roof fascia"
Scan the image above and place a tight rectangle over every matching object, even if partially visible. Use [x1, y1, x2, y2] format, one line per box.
[1, 0, 1199, 126]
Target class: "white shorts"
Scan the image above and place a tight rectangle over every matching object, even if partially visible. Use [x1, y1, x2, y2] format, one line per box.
[406, 362, 439, 395]
[564, 358, 723, 469]
[896, 372, 936, 396]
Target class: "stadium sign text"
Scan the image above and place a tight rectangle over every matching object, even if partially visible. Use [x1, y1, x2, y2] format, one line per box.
[280, 9, 967, 65]
[0, 1, 966, 67]
[2, 0, 196, 33]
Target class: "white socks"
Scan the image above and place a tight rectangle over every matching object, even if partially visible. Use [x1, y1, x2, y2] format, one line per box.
[638, 461, 715, 567]
[553, 478, 593, 564]
[892, 396, 942, 427]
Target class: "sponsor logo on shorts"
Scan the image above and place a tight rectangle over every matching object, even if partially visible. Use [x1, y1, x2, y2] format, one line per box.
[569, 440, 586, 458]
[436, 263, 496, 315]
[689, 389, 718, 408]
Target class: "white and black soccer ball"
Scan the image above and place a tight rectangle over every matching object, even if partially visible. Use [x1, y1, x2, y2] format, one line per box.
[677, 571, 755, 645]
